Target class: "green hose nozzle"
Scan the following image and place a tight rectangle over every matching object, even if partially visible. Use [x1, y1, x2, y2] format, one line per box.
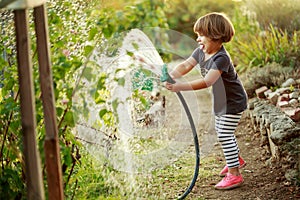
[160, 64, 175, 84]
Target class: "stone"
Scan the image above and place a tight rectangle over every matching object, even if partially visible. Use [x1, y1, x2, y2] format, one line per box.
[255, 86, 268, 98]
[249, 97, 300, 182]
[264, 89, 272, 98]
[265, 113, 282, 128]
[270, 115, 295, 133]
[248, 98, 259, 110]
[276, 87, 291, 94]
[281, 78, 296, 87]
[260, 118, 268, 136]
[270, 127, 300, 145]
[289, 99, 298, 107]
[282, 107, 300, 121]
[267, 135, 279, 159]
[268, 92, 279, 105]
[291, 108, 300, 122]
[277, 100, 289, 108]
[282, 108, 297, 118]
[253, 101, 269, 118]
[281, 93, 290, 101]
[289, 91, 299, 99]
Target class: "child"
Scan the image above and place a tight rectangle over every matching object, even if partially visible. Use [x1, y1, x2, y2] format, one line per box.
[165, 12, 248, 190]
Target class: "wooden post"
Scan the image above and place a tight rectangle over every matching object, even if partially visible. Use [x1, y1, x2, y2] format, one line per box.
[33, 4, 64, 200]
[14, 9, 45, 200]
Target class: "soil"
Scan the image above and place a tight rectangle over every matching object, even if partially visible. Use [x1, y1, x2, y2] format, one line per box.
[189, 114, 300, 200]
[175, 88, 300, 200]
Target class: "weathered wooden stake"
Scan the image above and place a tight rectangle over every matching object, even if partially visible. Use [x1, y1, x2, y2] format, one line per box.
[33, 4, 64, 200]
[14, 8, 45, 200]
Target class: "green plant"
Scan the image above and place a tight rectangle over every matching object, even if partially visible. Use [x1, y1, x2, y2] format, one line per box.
[0, 0, 170, 198]
[240, 62, 296, 97]
[164, 0, 238, 39]
[234, 25, 300, 72]
[0, 10, 24, 199]
[224, 5, 260, 64]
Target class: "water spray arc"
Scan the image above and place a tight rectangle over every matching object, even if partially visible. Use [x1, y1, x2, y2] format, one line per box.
[126, 29, 200, 199]
[73, 28, 201, 199]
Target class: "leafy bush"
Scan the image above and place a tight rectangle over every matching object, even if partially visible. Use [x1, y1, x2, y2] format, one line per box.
[0, 0, 170, 199]
[94, 0, 169, 38]
[241, 62, 298, 97]
[0, 10, 24, 199]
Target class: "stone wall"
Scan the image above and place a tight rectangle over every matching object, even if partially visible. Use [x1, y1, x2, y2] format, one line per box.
[247, 78, 300, 184]
[247, 78, 300, 185]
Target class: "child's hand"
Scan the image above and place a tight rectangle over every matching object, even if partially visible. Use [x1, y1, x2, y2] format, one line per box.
[165, 82, 180, 92]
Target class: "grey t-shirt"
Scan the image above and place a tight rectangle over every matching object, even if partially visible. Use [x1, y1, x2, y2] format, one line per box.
[191, 46, 248, 115]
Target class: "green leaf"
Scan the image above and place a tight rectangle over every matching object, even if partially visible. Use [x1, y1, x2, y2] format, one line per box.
[84, 45, 94, 57]
[117, 77, 125, 86]
[99, 109, 108, 118]
[94, 90, 106, 104]
[97, 75, 106, 90]
[64, 111, 75, 127]
[132, 42, 139, 50]
[62, 146, 72, 167]
[126, 51, 134, 57]
[102, 25, 114, 38]
[88, 27, 98, 41]
[139, 95, 149, 108]
[82, 67, 93, 81]
[112, 99, 118, 112]
[56, 107, 64, 117]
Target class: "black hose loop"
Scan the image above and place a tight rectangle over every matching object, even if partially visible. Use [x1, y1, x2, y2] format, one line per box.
[176, 92, 200, 200]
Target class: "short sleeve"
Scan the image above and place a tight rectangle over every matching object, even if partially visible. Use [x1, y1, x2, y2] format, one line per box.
[212, 54, 230, 73]
[191, 48, 201, 63]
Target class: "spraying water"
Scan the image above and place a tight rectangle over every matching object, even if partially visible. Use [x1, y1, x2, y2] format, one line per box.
[72, 28, 217, 198]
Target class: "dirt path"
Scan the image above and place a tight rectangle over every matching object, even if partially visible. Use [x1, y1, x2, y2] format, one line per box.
[113, 71, 299, 200]
[179, 89, 300, 200]
[185, 114, 299, 200]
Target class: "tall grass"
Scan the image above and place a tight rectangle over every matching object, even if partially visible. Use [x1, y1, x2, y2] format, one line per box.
[233, 25, 300, 72]
[224, 0, 300, 73]
[244, 0, 300, 32]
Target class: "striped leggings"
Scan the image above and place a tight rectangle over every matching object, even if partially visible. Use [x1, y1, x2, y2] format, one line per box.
[215, 113, 242, 168]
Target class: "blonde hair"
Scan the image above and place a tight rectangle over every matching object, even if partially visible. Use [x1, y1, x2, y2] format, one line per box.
[193, 12, 235, 43]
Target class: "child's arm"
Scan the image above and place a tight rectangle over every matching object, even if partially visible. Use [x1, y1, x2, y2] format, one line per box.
[165, 69, 222, 92]
[169, 57, 197, 79]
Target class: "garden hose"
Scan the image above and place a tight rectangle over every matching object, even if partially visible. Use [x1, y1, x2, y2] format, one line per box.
[161, 64, 200, 200]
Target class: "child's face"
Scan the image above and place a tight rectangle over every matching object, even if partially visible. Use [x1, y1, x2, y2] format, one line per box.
[196, 33, 220, 54]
